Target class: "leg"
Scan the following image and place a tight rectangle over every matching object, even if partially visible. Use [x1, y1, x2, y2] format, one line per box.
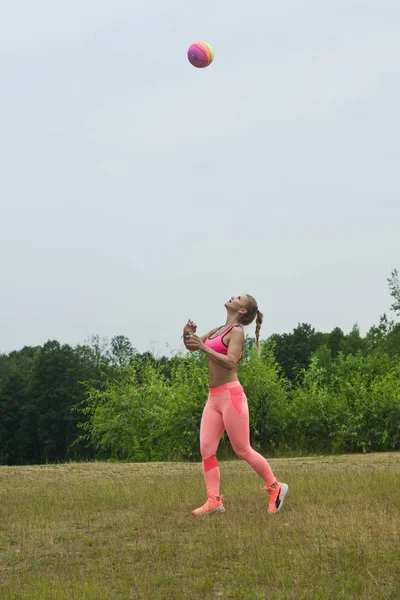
[222, 385, 276, 486]
[199, 396, 225, 496]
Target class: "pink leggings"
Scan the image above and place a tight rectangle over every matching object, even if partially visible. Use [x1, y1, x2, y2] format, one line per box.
[200, 381, 276, 496]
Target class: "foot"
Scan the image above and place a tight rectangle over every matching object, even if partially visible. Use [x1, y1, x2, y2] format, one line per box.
[262, 481, 288, 514]
[192, 492, 225, 516]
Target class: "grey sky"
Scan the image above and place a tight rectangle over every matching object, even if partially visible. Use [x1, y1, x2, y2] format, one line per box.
[1, 0, 399, 355]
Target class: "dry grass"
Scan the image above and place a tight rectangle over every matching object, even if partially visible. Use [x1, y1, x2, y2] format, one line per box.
[1, 453, 399, 599]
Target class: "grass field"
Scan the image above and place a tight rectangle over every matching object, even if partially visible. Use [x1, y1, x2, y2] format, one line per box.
[1, 453, 399, 599]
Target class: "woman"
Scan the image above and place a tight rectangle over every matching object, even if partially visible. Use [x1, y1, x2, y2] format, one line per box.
[183, 294, 288, 516]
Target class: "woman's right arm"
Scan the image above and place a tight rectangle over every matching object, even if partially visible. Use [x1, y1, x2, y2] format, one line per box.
[182, 320, 196, 349]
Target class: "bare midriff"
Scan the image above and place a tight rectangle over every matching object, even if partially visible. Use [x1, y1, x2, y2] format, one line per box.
[208, 359, 239, 388]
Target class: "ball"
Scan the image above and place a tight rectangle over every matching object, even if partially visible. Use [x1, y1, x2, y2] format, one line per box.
[187, 41, 214, 69]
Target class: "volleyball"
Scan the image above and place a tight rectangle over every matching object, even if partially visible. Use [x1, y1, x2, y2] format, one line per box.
[187, 41, 214, 68]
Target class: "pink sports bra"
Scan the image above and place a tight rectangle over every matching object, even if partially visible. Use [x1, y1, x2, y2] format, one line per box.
[204, 324, 243, 360]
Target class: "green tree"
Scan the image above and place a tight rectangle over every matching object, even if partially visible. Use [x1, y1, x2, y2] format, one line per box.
[28, 341, 99, 463]
[327, 327, 345, 356]
[0, 347, 39, 464]
[385, 323, 400, 356]
[388, 269, 400, 316]
[313, 344, 333, 372]
[109, 335, 136, 367]
[341, 324, 367, 355]
[268, 323, 325, 380]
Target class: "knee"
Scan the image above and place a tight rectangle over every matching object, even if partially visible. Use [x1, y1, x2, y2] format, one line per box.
[202, 455, 219, 472]
[200, 444, 214, 459]
[233, 445, 252, 461]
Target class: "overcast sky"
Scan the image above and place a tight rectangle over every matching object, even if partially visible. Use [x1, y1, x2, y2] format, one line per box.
[1, 0, 399, 356]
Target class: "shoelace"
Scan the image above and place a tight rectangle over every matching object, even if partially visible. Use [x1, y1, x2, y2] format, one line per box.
[262, 485, 278, 493]
[209, 494, 223, 503]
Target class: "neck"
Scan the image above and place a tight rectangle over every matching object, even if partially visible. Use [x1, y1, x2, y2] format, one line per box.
[224, 314, 240, 327]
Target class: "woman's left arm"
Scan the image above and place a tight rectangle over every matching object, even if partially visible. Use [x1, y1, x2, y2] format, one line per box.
[186, 328, 244, 370]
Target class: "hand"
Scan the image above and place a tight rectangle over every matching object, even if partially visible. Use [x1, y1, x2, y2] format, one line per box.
[185, 333, 205, 352]
[183, 319, 197, 335]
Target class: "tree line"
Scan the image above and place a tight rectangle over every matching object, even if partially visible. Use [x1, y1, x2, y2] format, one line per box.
[0, 270, 399, 465]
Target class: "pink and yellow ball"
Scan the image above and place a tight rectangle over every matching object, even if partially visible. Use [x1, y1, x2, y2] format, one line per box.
[187, 41, 214, 68]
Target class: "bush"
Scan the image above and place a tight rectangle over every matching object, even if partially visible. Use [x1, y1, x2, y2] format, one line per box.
[76, 345, 400, 461]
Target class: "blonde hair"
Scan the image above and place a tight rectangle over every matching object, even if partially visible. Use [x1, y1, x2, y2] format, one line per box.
[238, 294, 264, 353]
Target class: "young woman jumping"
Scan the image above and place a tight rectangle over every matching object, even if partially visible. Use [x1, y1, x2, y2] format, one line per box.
[183, 294, 288, 516]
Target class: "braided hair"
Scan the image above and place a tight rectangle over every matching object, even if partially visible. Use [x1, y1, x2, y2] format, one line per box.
[237, 294, 264, 353]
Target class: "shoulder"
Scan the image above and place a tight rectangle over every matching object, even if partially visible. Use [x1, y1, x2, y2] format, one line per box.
[229, 326, 244, 342]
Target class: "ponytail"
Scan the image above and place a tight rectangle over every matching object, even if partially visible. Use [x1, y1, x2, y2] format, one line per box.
[255, 310, 263, 355]
[239, 295, 263, 355]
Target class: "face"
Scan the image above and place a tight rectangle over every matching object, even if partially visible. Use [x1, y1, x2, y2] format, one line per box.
[224, 295, 248, 313]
